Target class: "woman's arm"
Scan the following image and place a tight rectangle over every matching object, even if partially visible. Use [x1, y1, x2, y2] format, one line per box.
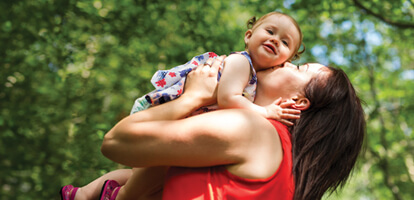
[101, 55, 276, 169]
[102, 105, 258, 167]
[101, 56, 230, 166]
[102, 107, 281, 177]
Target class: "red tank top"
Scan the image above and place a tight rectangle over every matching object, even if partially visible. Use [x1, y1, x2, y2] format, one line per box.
[162, 120, 294, 200]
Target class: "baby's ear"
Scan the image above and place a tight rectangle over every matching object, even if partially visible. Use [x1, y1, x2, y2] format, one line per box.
[293, 97, 310, 111]
[244, 30, 253, 46]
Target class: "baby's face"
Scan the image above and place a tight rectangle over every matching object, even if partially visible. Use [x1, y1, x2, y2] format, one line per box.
[245, 14, 301, 70]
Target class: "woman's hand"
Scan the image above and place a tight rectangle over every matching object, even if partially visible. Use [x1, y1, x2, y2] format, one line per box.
[182, 55, 226, 107]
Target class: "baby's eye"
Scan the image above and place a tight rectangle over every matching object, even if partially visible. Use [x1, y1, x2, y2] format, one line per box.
[282, 40, 288, 46]
[266, 30, 273, 34]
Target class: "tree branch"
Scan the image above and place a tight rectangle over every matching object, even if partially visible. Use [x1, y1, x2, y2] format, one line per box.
[364, 37, 403, 200]
[353, 0, 414, 29]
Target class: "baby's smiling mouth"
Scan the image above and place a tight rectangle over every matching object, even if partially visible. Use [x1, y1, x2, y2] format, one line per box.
[264, 44, 276, 54]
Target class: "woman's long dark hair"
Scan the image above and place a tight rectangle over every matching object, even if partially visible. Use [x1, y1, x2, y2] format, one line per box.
[290, 66, 366, 200]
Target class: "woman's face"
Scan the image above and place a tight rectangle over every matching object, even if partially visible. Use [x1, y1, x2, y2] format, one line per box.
[256, 62, 329, 100]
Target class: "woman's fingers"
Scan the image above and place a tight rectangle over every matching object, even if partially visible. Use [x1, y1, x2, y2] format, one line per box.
[209, 55, 225, 75]
[197, 58, 214, 73]
[194, 55, 226, 76]
[183, 55, 225, 107]
[204, 59, 213, 67]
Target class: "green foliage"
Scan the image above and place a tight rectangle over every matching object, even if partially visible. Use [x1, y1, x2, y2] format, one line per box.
[1, 0, 413, 199]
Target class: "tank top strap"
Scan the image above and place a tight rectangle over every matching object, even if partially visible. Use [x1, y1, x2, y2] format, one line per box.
[230, 51, 254, 72]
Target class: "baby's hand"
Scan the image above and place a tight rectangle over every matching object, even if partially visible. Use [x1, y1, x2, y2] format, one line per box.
[264, 98, 301, 126]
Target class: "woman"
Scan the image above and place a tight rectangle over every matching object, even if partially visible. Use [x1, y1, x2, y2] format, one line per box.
[99, 55, 365, 200]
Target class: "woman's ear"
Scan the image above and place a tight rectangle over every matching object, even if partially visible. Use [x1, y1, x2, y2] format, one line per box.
[244, 30, 252, 47]
[293, 97, 310, 111]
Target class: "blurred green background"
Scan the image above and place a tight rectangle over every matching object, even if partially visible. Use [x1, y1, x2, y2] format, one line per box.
[1, 0, 413, 199]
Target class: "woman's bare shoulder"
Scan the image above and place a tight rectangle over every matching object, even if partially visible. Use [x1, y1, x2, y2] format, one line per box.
[204, 110, 283, 179]
[189, 109, 274, 135]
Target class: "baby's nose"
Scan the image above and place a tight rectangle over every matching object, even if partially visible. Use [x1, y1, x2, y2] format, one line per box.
[270, 37, 279, 46]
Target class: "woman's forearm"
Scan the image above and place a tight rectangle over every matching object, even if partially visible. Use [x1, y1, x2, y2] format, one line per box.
[101, 56, 224, 167]
[100, 93, 206, 166]
[131, 91, 206, 122]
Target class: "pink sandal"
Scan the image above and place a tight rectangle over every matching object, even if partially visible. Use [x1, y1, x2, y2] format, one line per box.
[110, 187, 121, 200]
[60, 185, 79, 200]
[99, 180, 120, 200]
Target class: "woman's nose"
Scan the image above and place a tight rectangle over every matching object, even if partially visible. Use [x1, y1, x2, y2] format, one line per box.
[284, 62, 297, 68]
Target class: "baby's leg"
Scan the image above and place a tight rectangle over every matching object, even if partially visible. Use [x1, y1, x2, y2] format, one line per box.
[116, 167, 168, 200]
[74, 168, 132, 200]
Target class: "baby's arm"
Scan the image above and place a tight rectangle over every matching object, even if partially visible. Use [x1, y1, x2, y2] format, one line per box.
[218, 55, 300, 126]
[218, 54, 261, 111]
